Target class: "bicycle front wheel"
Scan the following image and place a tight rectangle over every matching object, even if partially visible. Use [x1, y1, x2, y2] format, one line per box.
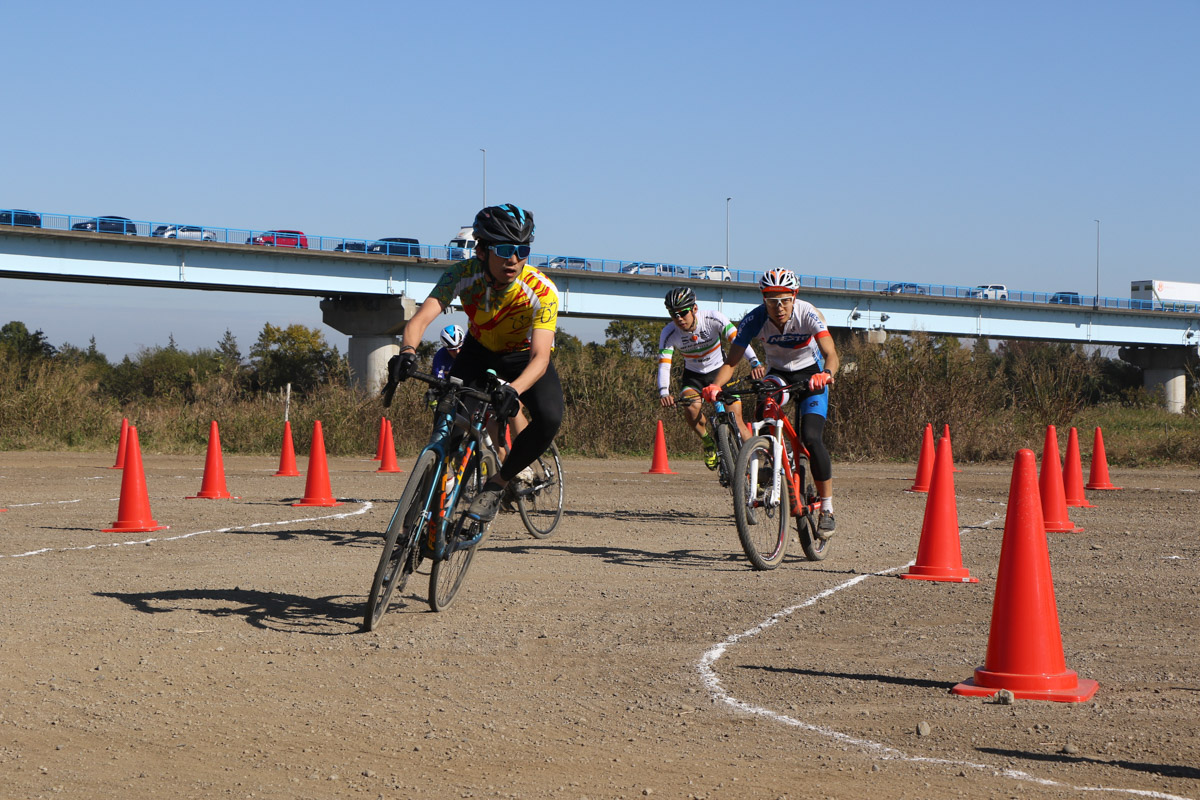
[732, 435, 789, 570]
[429, 449, 487, 612]
[516, 442, 564, 539]
[714, 420, 739, 490]
[364, 449, 439, 630]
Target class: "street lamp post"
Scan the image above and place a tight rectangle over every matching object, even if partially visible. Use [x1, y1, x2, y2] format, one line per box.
[725, 197, 731, 268]
[1094, 219, 1100, 309]
[480, 149, 487, 207]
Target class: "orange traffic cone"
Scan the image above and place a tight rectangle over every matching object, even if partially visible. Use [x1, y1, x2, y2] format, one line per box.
[1085, 427, 1121, 490]
[1062, 427, 1095, 508]
[943, 423, 962, 472]
[1040, 425, 1082, 533]
[104, 426, 166, 533]
[273, 420, 300, 477]
[952, 449, 1099, 702]
[373, 416, 387, 460]
[189, 421, 235, 499]
[907, 423, 935, 492]
[377, 419, 402, 474]
[293, 421, 342, 507]
[111, 417, 129, 469]
[900, 436, 977, 582]
[645, 420, 677, 475]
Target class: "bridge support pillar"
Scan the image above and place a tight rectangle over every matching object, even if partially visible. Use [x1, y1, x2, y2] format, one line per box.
[320, 295, 417, 393]
[1118, 345, 1195, 414]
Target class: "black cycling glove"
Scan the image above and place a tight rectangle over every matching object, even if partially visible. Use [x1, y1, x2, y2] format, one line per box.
[490, 382, 520, 420]
[387, 351, 417, 384]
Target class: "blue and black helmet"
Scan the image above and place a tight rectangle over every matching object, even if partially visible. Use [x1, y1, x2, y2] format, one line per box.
[473, 203, 535, 246]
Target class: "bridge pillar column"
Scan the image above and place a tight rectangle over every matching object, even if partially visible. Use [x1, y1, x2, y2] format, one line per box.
[320, 295, 417, 393]
[1118, 345, 1195, 414]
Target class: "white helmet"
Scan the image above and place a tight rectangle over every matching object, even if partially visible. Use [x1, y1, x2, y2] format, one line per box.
[759, 268, 799, 294]
[439, 324, 465, 348]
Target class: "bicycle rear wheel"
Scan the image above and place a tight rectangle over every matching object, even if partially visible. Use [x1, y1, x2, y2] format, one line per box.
[516, 442, 564, 538]
[429, 450, 488, 611]
[732, 435, 789, 570]
[793, 455, 831, 561]
[364, 449, 439, 630]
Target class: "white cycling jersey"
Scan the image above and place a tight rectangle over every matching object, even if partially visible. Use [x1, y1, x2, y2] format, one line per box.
[657, 308, 758, 396]
[733, 299, 829, 372]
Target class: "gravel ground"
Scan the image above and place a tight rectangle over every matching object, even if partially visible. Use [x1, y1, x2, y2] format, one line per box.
[0, 449, 1197, 800]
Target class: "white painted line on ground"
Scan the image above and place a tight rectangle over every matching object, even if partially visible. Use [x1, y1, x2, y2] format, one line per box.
[3, 498, 89, 507]
[698, 514, 1193, 800]
[0, 501, 373, 560]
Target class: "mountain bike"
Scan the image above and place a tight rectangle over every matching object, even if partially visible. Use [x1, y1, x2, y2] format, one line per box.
[671, 382, 747, 492]
[731, 380, 830, 569]
[364, 370, 503, 628]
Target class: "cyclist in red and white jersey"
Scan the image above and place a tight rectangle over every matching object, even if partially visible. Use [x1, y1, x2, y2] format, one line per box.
[703, 269, 841, 537]
[658, 287, 764, 469]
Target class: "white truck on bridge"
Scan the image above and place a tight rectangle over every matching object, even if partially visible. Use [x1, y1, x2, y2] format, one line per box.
[1130, 279, 1200, 311]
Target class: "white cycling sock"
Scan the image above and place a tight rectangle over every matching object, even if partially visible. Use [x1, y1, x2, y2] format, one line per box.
[820, 497, 833, 513]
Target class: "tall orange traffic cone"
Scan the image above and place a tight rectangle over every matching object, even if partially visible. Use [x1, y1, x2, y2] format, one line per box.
[189, 421, 235, 499]
[273, 420, 300, 477]
[900, 436, 977, 582]
[1062, 427, 1095, 508]
[952, 449, 1099, 702]
[376, 419, 402, 474]
[104, 427, 166, 533]
[1039, 425, 1082, 533]
[645, 420, 677, 475]
[293, 421, 342, 507]
[1085, 427, 1121, 491]
[943, 423, 962, 472]
[111, 417, 129, 469]
[373, 416, 387, 460]
[907, 423, 935, 492]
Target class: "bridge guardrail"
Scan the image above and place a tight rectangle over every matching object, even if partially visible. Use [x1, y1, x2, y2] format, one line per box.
[4, 207, 1195, 314]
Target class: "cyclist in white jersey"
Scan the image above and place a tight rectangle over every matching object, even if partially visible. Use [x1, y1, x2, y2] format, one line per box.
[658, 287, 764, 469]
[703, 269, 841, 537]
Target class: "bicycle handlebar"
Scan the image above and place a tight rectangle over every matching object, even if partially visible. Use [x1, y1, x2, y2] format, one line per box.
[382, 370, 499, 409]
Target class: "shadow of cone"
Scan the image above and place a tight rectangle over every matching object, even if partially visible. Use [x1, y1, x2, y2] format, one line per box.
[645, 420, 677, 475]
[111, 417, 129, 469]
[189, 421, 235, 499]
[293, 421, 342, 507]
[900, 435, 978, 582]
[1085, 427, 1121, 491]
[104, 426, 166, 532]
[952, 449, 1099, 702]
[373, 416, 387, 461]
[377, 419, 403, 474]
[906, 423, 934, 492]
[943, 423, 962, 472]
[1040, 425, 1082, 533]
[273, 421, 300, 477]
[1062, 427, 1095, 508]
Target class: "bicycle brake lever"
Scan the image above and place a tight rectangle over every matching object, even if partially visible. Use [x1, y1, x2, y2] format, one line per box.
[381, 379, 398, 408]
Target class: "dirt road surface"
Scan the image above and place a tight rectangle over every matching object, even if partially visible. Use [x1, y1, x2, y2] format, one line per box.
[1, 450, 1197, 799]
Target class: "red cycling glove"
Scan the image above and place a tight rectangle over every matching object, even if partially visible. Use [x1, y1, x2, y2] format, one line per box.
[700, 384, 721, 403]
[808, 370, 832, 391]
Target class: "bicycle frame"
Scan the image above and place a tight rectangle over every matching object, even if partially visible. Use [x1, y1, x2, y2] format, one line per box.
[747, 391, 815, 518]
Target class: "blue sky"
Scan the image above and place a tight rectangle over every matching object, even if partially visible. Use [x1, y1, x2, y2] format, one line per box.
[2, 0, 1197, 359]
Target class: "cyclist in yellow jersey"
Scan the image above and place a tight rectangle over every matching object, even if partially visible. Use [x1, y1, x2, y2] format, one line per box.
[388, 204, 562, 523]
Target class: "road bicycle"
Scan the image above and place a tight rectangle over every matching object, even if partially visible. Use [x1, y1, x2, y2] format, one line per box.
[364, 370, 503, 628]
[730, 380, 830, 569]
[485, 415, 564, 539]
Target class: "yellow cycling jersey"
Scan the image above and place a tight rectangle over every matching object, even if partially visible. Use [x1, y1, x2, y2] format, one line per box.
[428, 258, 559, 353]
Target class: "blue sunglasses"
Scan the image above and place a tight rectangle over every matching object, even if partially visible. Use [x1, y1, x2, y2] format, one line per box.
[491, 243, 531, 259]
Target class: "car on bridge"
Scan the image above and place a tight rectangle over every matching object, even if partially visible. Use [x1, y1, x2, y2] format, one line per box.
[72, 216, 138, 235]
[969, 284, 1009, 300]
[620, 262, 688, 277]
[546, 256, 594, 271]
[334, 241, 368, 253]
[248, 230, 308, 249]
[152, 224, 217, 241]
[369, 237, 420, 257]
[883, 282, 927, 295]
[1049, 291, 1082, 305]
[1, 209, 41, 227]
[696, 265, 732, 281]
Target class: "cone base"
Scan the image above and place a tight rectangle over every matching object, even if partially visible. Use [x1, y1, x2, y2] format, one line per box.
[1044, 520, 1084, 533]
[104, 521, 167, 533]
[1065, 499, 1096, 508]
[273, 469, 301, 477]
[376, 467, 403, 474]
[951, 674, 1098, 703]
[188, 492, 235, 499]
[899, 568, 978, 583]
[1085, 483, 1121, 491]
[645, 468, 678, 475]
[293, 499, 343, 507]
[905, 485, 929, 493]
